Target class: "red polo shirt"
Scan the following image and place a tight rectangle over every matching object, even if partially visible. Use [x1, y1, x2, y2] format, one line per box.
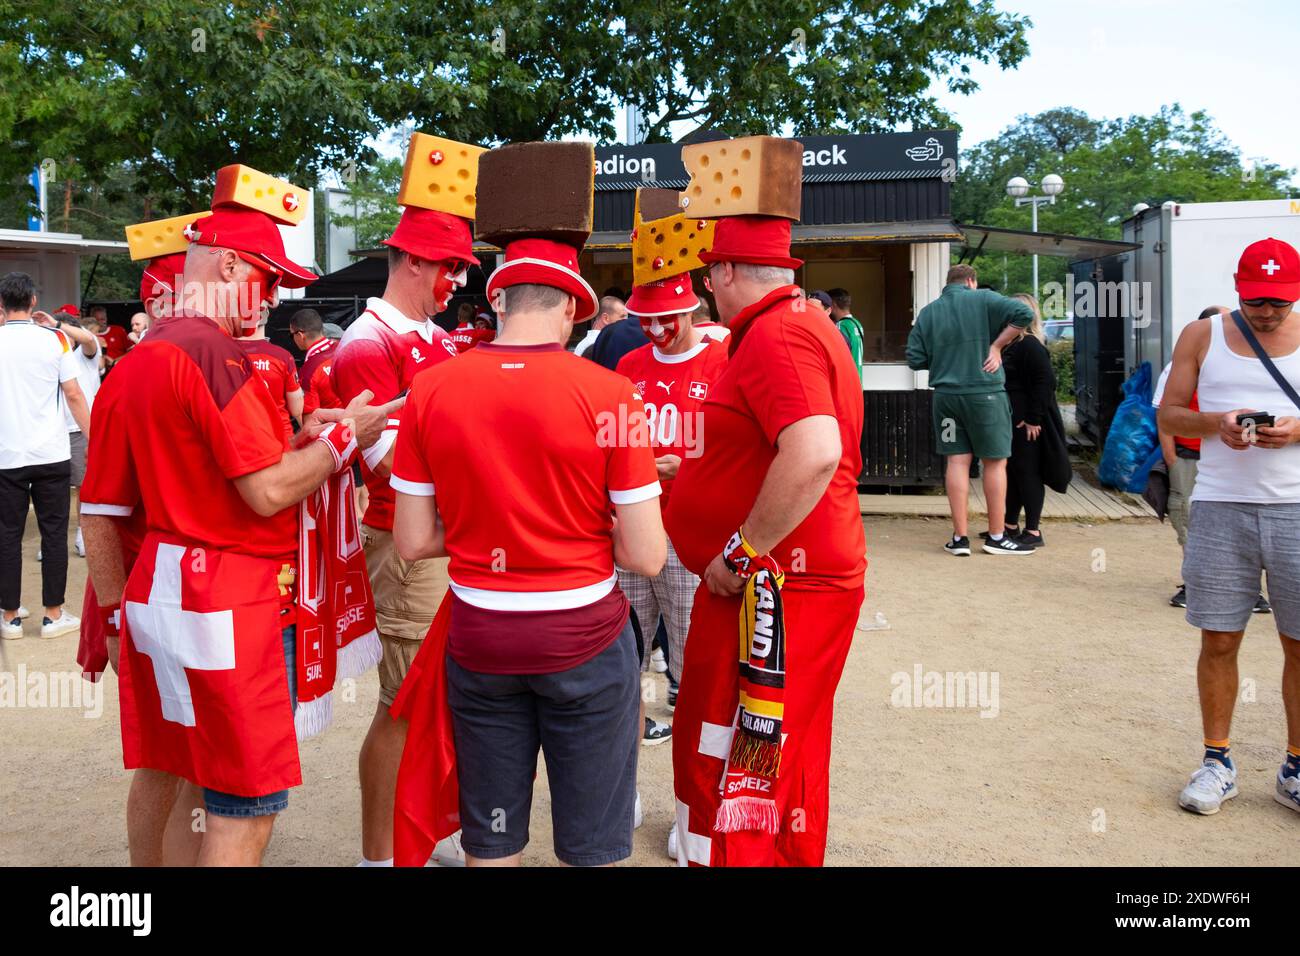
[665, 285, 866, 589]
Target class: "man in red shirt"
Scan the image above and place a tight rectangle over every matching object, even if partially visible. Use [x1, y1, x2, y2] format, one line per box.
[81, 200, 396, 867]
[616, 275, 727, 721]
[330, 201, 471, 867]
[391, 235, 665, 866]
[239, 313, 303, 444]
[291, 308, 335, 415]
[87, 305, 131, 365]
[665, 214, 867, 867]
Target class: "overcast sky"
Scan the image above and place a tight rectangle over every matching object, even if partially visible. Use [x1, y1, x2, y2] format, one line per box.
[927, 0, 1297, 177]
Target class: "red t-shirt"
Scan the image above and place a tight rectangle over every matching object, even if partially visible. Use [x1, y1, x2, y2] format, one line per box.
[79, 313, 295, 560]
[310, 359, 341, 410]
[665, 286, 867, 589]
[99, 324, 130, 360]
[449, 323, 496, 353]
[615, 338, 729, 506]
[1177, 391, 1202, 453]
[299, 337, 336, 415]
[331, 298, 458, 531]
[238, 338, 300, 445]
[391, 342, 660, 673]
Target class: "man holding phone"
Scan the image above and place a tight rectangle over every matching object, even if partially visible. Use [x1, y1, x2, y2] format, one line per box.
[1159, 237, 1300, 818]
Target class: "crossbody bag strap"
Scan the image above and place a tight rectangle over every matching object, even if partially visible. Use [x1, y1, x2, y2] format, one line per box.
[1229, 310, 1300, 411]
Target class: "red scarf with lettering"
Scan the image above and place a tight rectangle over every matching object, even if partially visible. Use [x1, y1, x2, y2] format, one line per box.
[391, 595, 459, 866]
[716, 558, 787, 835]
[294, 467, 381, 740]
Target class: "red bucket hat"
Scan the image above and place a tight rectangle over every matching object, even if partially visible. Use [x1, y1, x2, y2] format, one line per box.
[486, 237, 597, 321]
[188, 207, 318, 288]
[384, 206, 479, 267]
[627, 274, 700, 318]
[140, 251, 187, 304]
[57, 303, 81, 318]
[698, 215, 803, 270]
[1235, 237, 1300, 302]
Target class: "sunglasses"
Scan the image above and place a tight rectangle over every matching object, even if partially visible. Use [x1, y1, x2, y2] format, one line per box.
[701, 263, 724, 293]
[1242, 297, 1294, 308]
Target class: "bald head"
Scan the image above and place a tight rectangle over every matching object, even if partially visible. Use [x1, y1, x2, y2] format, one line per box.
[595, 295, 627, 330]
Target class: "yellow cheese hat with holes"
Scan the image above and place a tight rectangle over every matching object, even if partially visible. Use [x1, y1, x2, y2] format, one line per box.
[631, 188, 715, 286]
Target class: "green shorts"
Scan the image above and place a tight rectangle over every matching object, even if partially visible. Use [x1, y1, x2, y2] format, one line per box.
[931, 390, 1012, 460]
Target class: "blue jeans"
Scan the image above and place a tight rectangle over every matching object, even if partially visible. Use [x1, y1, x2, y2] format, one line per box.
[202, 623, 297, 818]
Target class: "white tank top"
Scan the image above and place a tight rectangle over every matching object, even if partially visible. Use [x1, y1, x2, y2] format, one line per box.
[1193, 315, 1300, 503]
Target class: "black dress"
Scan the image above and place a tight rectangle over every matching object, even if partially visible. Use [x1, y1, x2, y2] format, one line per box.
[1002, 336, 1057, 530]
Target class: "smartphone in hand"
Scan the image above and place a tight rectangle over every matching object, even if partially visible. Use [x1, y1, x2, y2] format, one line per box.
[1236, 412, 1275, 428]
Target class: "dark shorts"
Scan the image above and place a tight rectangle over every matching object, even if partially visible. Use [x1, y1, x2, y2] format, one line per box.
[202, 624, 297, 818]
[446, 621, 641, 866]
[932, 389, 1013, 460]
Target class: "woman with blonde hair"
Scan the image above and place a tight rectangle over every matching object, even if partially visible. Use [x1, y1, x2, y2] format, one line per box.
[996, 292, 1057, 547]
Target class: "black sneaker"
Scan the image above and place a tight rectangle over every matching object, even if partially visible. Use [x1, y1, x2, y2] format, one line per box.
[1169, 585, 1187, 608]
[982, 535, 1036, 555]
[1254, 594, 1272, 614]
[944, 536, 972, 557]
[667, 683, 678, 711]
[979, 527, 1019, 541]
[643, 716, 672, 747]
[1017, 530, 1045, 549]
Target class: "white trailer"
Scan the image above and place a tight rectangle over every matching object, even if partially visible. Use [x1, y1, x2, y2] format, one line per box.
[1123, 198, 1300, 373]
[0, 229, 128, 311]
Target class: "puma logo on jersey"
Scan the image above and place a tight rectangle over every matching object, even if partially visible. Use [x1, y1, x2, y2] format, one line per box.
[656, 380, 675, 394]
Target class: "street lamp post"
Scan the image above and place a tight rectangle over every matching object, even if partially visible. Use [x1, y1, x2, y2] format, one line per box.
[1006, 174, 1064, 298]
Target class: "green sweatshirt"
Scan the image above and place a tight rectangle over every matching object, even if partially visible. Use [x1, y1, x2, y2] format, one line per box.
[905, 283, 1034, 393]
[836, 315, 864, 382]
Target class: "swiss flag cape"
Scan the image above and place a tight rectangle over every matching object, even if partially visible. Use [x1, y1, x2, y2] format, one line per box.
[119, 534, 301, 796]
[294, 467, 381, 740]
[391, 594, 458, 867]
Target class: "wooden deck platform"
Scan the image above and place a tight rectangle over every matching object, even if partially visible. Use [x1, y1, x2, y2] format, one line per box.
[859, 470, 1155, 521]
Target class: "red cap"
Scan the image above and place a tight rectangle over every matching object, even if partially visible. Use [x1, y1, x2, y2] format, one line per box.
[486, 238, 597, 321]
[627, 273, 700, 318]
[139, 252, 187, 305]
[384, 206, 479, 267]
[57, 303, 80, 318]
[698, 215, 803, 270]
[187, 207, 317, 288]
[1235, 237, 1300, 302]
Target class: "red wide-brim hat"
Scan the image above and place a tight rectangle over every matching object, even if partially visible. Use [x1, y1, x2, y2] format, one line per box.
[1234, 237, 1300, 302]
[191, 206, 318, 288]
[486, 237, 597, 321]
[627, 273, 700, 318]
[384, 206, 480, 267]
[697, 215, 803, 270]
[140, 251, 187, 304]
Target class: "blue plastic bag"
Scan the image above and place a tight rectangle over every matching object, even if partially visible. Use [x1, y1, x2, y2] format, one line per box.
[1098, 361, 1159, 493]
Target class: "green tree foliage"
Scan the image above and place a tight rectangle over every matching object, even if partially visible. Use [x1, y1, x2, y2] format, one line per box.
[952, 106, 1295, 296]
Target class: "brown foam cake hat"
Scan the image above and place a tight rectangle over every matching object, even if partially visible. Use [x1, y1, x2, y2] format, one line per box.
[476, 142, 599, 320]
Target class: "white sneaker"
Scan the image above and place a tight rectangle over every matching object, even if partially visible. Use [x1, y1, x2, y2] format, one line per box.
[666, 822, 678, 861]
[1, 616, 21, 640]
[634, 791, 644, 829]
[1275, 770, 1300, 814]
[429, 832, 465, 867]
[1179, 759, 1238, 814]
[75, 527, 85, 557]
[41, 610, 80, 639]
[650, 647, 668, 673]
[16, 606, 30, 620]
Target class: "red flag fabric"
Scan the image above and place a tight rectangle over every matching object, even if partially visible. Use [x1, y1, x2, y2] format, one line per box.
[294, 467, 381, 740]
[390, 594, 458, 867]
[119, 534, 300, 796]
[77, 577, 109, 683]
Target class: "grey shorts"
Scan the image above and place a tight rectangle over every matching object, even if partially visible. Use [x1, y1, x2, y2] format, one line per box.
[1183, 500, 1300, 638]
[69, 430, 87, 487]
[445, 621, 641, 866]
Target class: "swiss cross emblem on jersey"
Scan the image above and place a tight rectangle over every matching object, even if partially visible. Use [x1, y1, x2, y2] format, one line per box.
[410, 345, 425, 364]
[688, 381, 708, 400]
[635, 380, 647, 395]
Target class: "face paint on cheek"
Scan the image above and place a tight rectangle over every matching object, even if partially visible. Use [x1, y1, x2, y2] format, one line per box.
[640, 315, 679, 347]
[433, 265, 468, 311]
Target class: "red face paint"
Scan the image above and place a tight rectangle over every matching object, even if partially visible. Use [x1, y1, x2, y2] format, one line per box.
[433, 262, 468, 313]
[640, 314, 680, 348]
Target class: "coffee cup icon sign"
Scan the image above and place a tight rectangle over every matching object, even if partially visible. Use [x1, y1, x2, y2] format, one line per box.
[905, 137, 943, 163]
